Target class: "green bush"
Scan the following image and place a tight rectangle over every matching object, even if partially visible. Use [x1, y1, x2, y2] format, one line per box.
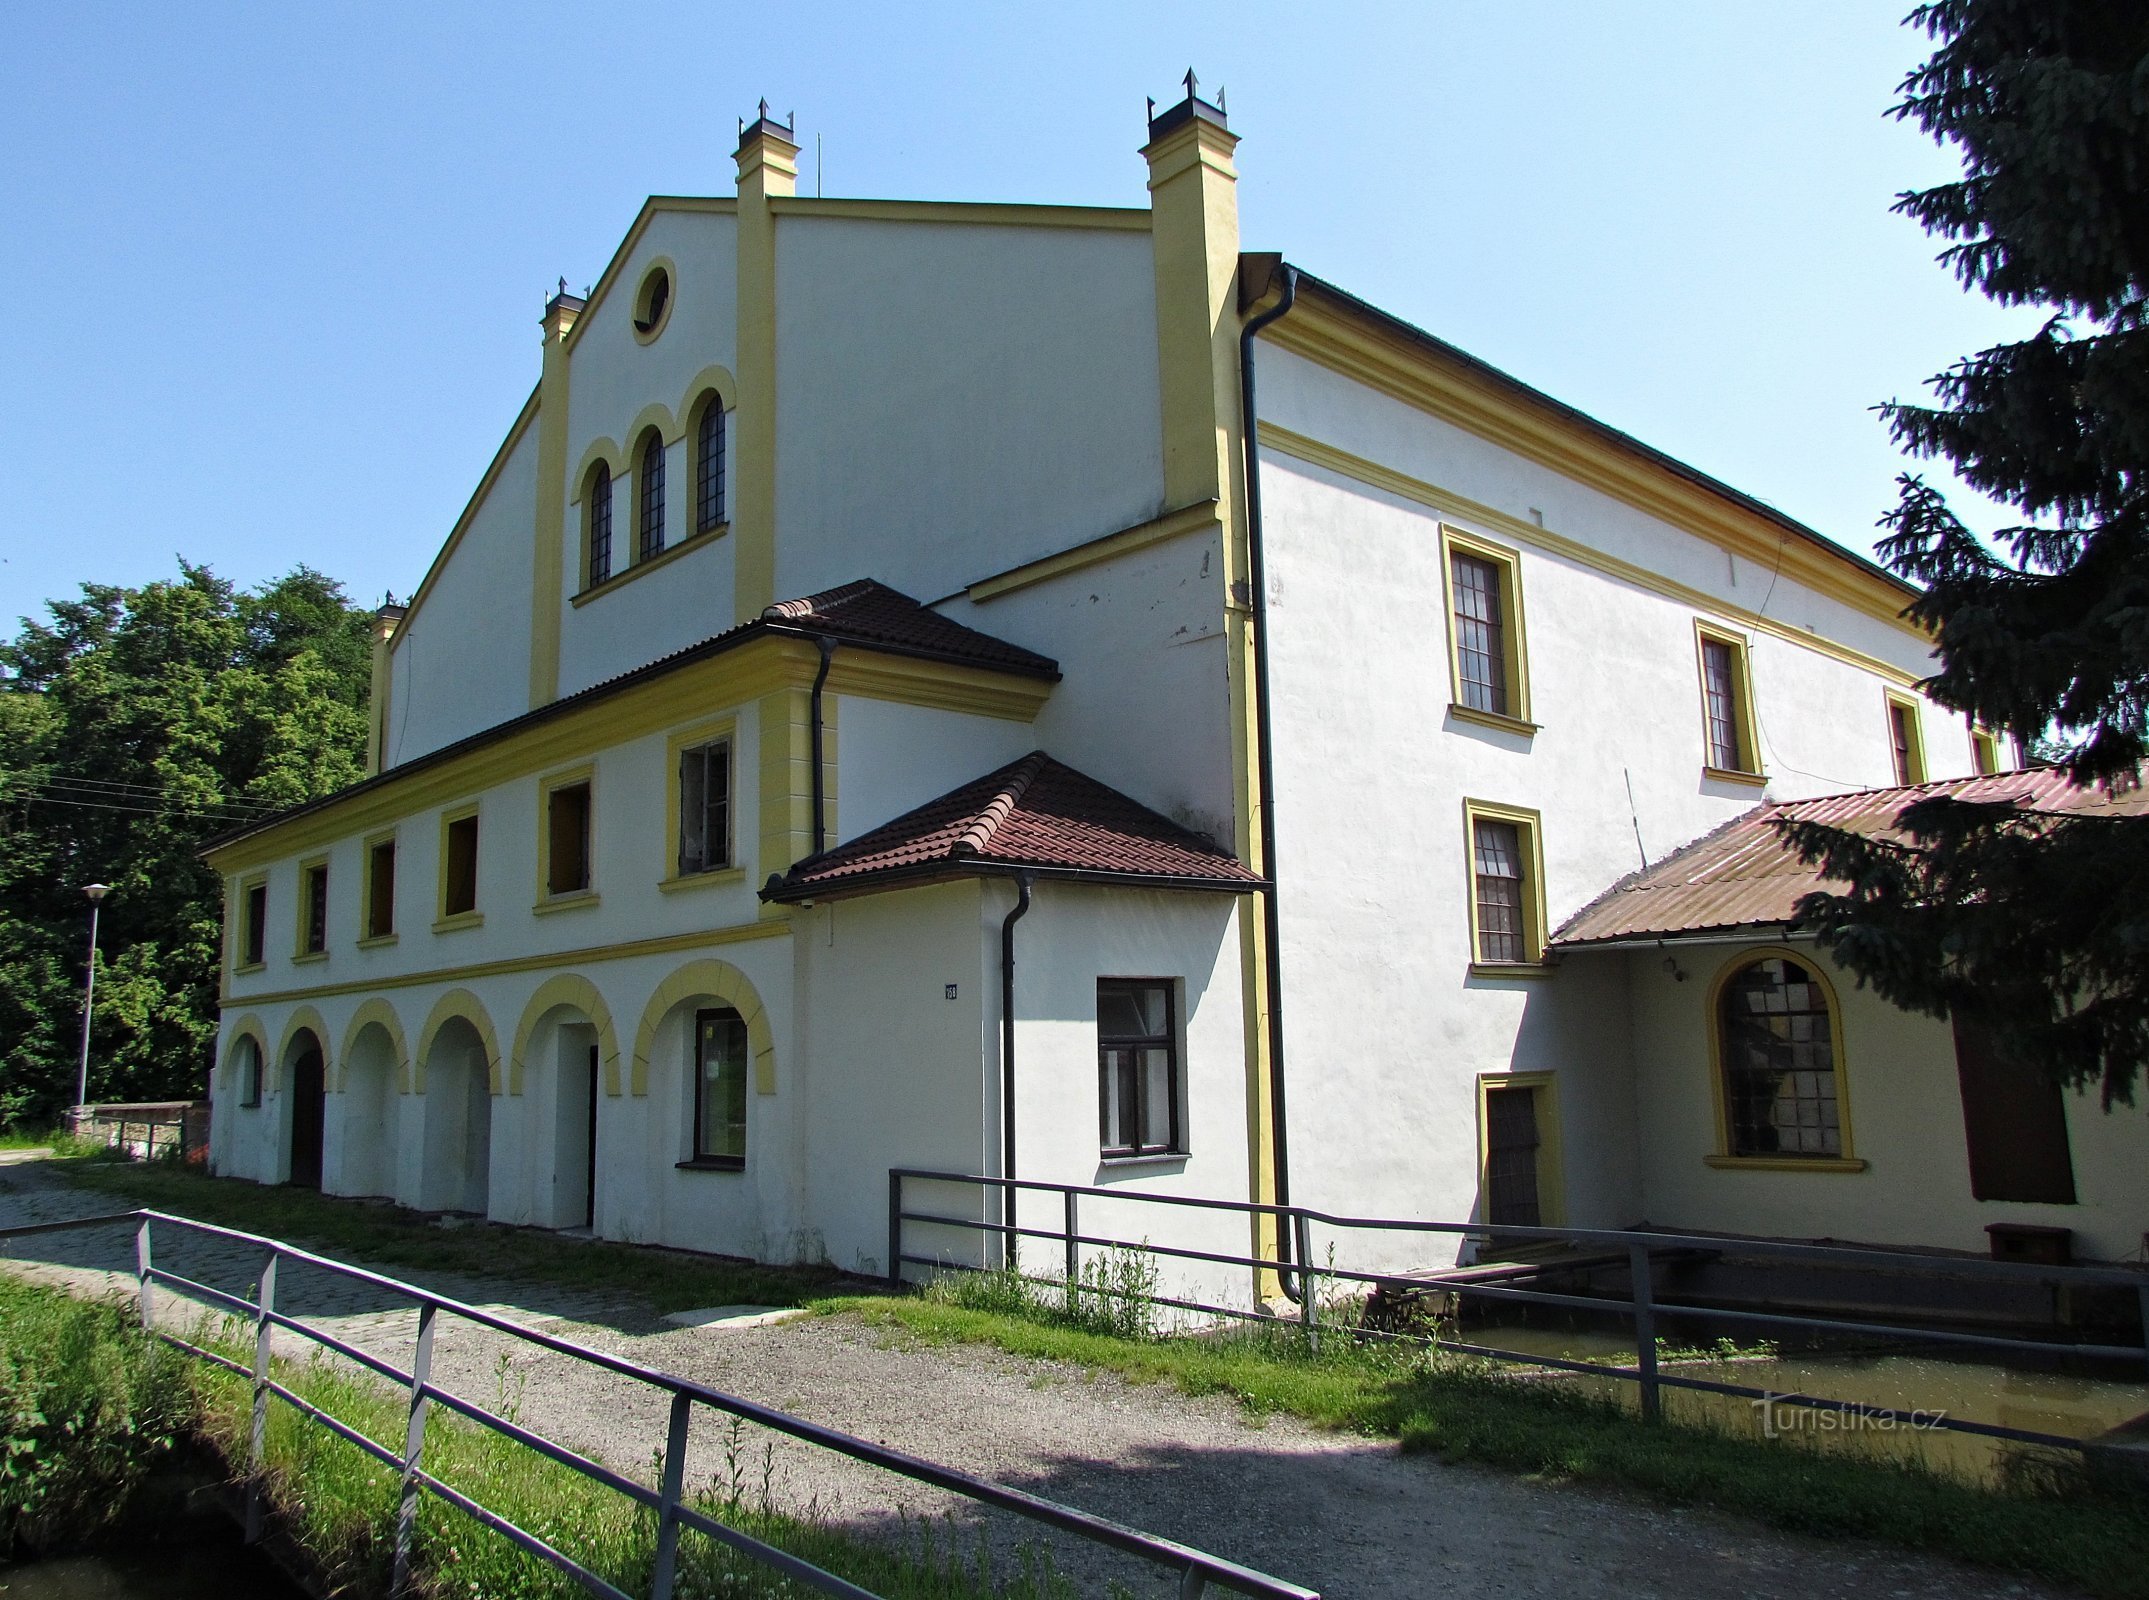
[0, 1277, 191, 1556]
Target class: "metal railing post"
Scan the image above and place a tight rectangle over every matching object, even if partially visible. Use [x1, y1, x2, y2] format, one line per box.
[245, 1249, 277, 1543]
[886, 1170, 903, 1289]
[1063, 1188, 1079, 1286]
[1628, 1241, 1660, 1422]
[2139, 1285, 2149, 1379]
[391, 1302, 436, 1596]
[133, 1216, 155, 1332]
[648, 1391, 693, 1600]
[1293, 1211, 1317, 1353]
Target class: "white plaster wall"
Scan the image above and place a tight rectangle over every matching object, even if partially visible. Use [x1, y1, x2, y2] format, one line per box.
[832, 696, 1033, 842]
[773, 218, 1164, 606]
[794, 881, 994, 1278]
[941, 528, 1237, 847]
[1619, 941, 2149, 1262]
[386, 422, 540, 765]
[1004, 882, 1257, 1311]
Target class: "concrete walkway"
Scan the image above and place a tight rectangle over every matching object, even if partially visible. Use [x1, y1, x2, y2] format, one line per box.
[0, 1157, 2074, 1600]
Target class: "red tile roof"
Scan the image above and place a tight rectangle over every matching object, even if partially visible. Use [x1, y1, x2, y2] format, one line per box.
[1553, 768, 2148, 949]
[761, 580, 1058, 679]
[763, 752, 1262, 900]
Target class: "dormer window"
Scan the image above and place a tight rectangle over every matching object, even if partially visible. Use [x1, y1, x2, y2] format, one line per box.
[587, 462, 613, 587]
[638, 432, 666, 562]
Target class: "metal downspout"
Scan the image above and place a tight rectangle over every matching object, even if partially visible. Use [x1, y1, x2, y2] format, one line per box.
[999, 872, 1034, 1262]
[809, 638, 836, 857]
[1239, 262, 1301, 1297]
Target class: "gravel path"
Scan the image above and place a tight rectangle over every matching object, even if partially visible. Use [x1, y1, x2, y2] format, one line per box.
[0, 1155, 2073, 1600]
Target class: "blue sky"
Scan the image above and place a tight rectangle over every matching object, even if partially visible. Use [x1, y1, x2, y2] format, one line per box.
[0, 3, 2026, 628]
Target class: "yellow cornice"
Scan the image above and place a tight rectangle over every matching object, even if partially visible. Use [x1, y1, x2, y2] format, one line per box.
[1260, 422, 1925, 690]
[967, 499, 1220, 601]
[204, 634, 1050, 872]
[1262, 295, 1923, 637]
[769, 197, 1150, 232]
[396, 386, 541, 643]
[221, 916, 789, 1011]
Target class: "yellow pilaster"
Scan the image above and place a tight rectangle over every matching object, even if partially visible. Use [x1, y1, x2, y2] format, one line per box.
[364, 603, 406, 775]
[1142, 86, 1278, 1286]
[528, 289, 582, 709]
[734, 109, 798, 624]
[754, 683, 837, 913]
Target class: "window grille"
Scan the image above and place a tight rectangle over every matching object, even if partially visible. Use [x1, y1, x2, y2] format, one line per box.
[1719, 956, 1841, 1158]
[587, 464, 613, 587]
[1472, 818, 1526, 963]
[1702, 637, 1743, 771]
[1451, 553, 1507, 715]
[697, 402, 726, 533]
[1483, 1085, 1542, 1227]
[1098, 980, 1179, 1157]
[638, 434, 665, 561]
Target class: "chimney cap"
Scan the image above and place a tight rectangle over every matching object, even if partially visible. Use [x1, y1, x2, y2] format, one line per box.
[1147, 68, 1228, 141]
[737, 99, 797, 152]
[542, 277, 587, 325]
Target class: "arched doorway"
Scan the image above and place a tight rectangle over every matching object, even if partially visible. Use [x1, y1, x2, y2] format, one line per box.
[419, 1014, 494, 1216]
[338, 1015, 405, 1200]
[286, 1034, 326, 1190]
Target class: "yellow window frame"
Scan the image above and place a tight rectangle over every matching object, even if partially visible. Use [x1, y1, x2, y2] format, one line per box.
[232, 871, 269, 975]
[1885, 690, 1929, 785]
[434, 801, 484, 932]
[1439, 525, 1534, 734]
[1462, 798, 1550, 974]
[293, 854, 330, 963]
[1475, 1070, 1566, 1241]
[1702, 944, 1866, 1173]
[536, 761, 600, 911]
[359, 827, 399, 946]
[1970, 724, 2002, 776]
[663, 715, 743, 892]
[1693, 619, 1765, 784]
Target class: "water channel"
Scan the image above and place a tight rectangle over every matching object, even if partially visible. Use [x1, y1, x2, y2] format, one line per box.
[0, 1539, 301, 1600]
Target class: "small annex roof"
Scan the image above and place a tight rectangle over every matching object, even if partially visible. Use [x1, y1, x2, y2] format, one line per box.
[762, 751, 1263, 902]
[1552, 768, 2149, 950]
[200, 581, 1055, 857]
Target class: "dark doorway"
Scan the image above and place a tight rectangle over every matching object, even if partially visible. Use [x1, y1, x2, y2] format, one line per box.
[584, 1043, 599, 1229]
[289, 1044, 326, 1189]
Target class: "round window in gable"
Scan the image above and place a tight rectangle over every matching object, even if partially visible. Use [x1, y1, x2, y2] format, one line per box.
[632, 262, 674, 342]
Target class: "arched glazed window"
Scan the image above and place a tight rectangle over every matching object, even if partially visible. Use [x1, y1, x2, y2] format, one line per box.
[236, 1034, 263, 1109]
[638, 431, 666, 561]
[587, 462, 614, 587]
[1717, 954, 1842, 1158]
[695, 397, 725, 535]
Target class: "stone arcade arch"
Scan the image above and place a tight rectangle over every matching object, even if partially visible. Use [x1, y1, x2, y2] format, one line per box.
[509, 976, 621, 1230]
[414, 989, 501, 1216]
[336, 999, 408, 1200]
[276, 1009, 329, 1190]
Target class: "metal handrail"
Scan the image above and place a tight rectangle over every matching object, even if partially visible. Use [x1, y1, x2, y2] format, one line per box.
[0, 1208, 1319, 1600]
[889, 1167, 2149, 1450]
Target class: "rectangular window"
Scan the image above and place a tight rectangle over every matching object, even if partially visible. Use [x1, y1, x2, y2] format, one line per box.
[299, 860, 329, 955]
[1483, 1084, 1542, 1227]
[1695, 624, 1760, 777]
[677, 740, 732, 876]
[693, 1008, 749, 1165]
[441, 808, 479, 919]
[1098, 980, 1179, 1157]
[364, 835, 396, 940]
[1887, 694, 1927, 785]
[546, 780, 593, 897]
[1443, 530, 1530, 727]
[1465, 801, 1545, 967]
[1971, 727, 2001, 776]
[240, 878, 268, 969]
[1952, 1017, 2075, 1203]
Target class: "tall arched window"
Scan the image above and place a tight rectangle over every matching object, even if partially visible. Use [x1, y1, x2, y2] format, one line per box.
[1717, 954, 1842, 1158]
[587, 462, 614, 587]
[638, 431, 666, 561]
[695, 398, 726, 535]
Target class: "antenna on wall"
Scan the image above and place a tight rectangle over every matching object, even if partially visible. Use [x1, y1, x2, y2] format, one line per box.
[817, 131, 823, 197]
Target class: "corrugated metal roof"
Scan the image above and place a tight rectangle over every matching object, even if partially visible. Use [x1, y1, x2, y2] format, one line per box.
[1553, 769, 2147, 948]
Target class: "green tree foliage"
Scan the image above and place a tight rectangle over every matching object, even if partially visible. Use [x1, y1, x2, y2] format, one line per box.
[0, 564, 372, 1125]
[1784, 1, 2149, 1104]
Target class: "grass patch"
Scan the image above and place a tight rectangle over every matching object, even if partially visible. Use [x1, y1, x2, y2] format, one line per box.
[0, 1276, 192, 1557]
[57, 1156, 855, 1317]
[834, 1273, 2149, 1600]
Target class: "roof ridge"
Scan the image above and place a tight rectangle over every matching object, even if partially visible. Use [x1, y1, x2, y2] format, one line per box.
[951, 751, 1050, 858]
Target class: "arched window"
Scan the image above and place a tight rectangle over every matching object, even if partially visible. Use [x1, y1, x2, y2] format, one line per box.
[587, 462, 614, 587]
[237, 1035, 263, 1109]
[638, 432, 666, 561]
[1717, 954, 1842, 1158]
[695, 398, 726, 535]
[691, 1007, 748, 1166]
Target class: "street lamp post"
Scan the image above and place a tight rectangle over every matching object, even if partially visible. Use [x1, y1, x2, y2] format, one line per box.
[75, 883, 110, 1118]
